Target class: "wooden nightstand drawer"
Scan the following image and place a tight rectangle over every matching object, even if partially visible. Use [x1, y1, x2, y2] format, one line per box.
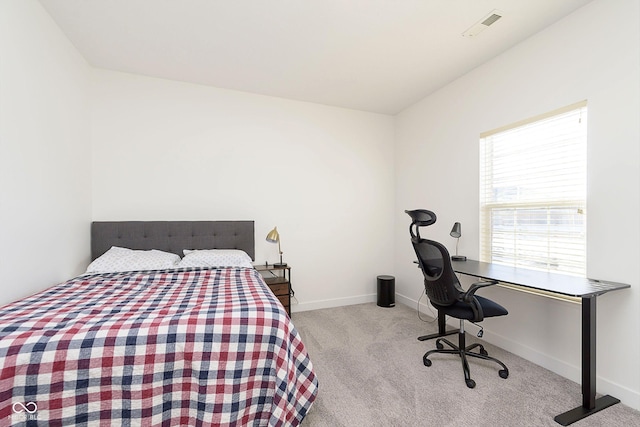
[268, 282, 289, 296]
[276, 294, 290, 308]
[255, 263, 293, 316]
[264, 276, 288, 285]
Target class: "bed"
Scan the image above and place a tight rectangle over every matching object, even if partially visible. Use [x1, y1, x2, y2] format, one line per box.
[0, 221, 317, 426]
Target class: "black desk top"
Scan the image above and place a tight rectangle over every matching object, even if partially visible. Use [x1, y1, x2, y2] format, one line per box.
[452, 259, 630, 298]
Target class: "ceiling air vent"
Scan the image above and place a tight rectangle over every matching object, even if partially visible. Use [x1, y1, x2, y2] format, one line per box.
[462, 10, 503, 38]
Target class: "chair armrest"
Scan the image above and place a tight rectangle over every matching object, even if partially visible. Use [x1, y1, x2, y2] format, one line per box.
[462, 280, 498, 322]
[463, 280, 499, 303]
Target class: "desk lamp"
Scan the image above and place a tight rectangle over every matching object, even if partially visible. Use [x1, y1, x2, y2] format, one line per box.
[266, 227, 287, 267]
[450, 222, 467, 261]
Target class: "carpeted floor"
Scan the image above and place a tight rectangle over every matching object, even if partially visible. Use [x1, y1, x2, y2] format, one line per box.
[292, 302, 640, 427]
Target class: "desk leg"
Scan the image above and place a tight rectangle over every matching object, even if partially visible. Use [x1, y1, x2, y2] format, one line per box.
[554, 297, 620, 425]
[417, 309, 458, 341]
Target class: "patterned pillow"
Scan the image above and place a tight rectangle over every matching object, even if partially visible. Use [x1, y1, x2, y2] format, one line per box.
[86, 246, 181, 273]
[178, 249, 253, 269]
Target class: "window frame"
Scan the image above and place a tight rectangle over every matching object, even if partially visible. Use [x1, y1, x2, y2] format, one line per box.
[479, 101, 587, 277]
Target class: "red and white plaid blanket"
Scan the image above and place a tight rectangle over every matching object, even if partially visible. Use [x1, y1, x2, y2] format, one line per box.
[0, 267, 317, 426]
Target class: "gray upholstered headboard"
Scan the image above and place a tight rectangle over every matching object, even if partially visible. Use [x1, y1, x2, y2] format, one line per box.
[91, 221, 255, 261]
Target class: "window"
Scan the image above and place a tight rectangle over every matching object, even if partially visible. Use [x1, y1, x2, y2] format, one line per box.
[480, 101, 587, 276]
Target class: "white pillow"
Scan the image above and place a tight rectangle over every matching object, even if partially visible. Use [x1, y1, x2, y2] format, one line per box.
[86, 246, 181, 273]
[178, 249, 253, 269]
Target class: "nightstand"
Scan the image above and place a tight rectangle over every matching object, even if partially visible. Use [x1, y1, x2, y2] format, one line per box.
[255, 264, 292, 316]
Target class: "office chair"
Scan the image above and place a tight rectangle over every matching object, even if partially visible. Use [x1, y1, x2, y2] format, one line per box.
[406, 209, 509, 388]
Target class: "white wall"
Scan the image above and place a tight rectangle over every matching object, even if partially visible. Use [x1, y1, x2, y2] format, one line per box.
[90, 70, 396, 311]
[0, 0, 92, 304]
[394, 0, 640, 409]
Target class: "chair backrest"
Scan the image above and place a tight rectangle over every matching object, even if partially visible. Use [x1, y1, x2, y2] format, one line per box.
[406, 210, 464, 307]
[411, 238, 465, 306]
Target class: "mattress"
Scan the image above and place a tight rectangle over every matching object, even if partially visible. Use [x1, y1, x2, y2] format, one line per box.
[0, 267, 317, 426]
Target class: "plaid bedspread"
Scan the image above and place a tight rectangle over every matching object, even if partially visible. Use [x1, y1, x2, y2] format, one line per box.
[0, 267, 317, 426]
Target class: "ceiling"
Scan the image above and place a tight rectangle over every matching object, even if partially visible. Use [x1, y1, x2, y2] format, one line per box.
[38, 0, 594, 115]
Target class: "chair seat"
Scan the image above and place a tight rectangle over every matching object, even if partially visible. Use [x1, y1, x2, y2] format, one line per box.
[433, 295, 508, 321]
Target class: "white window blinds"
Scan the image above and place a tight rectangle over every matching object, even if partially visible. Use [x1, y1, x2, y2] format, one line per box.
[479, 101, 587, 276]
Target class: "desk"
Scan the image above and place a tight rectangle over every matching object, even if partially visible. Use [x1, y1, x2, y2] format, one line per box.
[426, 259, 629, 426]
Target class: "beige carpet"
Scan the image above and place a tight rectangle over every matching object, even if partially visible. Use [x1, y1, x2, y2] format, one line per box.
[292, 302, 640, 427]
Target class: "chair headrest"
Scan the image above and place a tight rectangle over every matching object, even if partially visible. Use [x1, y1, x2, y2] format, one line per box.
[405, 209, 436, 227]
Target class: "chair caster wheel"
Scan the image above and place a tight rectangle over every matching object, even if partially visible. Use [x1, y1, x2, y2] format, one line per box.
[423, 357, 432, 367]
[480, 348, 488, 356]
[465, 379, 476, 388]
[436, 341, 444, 350]
[499, 369, 509, 379]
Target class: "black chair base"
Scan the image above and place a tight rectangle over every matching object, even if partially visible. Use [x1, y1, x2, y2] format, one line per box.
[423, 331, 509, 389]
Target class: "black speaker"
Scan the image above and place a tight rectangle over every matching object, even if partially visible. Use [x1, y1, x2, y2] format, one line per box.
[377, 275, 395, 308]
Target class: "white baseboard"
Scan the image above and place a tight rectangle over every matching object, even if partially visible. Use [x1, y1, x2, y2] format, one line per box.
[292, 293, 377, 313]
[395, 292, 640, 411]
[396, 292, 436, 316]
